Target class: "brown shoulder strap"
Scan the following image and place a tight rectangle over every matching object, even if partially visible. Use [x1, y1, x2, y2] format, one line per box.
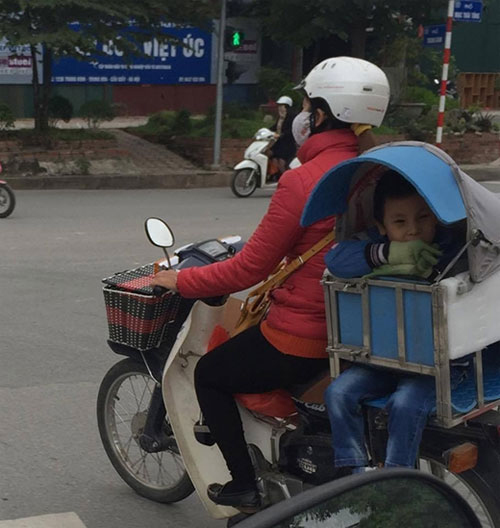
[248, 231, 335, 297]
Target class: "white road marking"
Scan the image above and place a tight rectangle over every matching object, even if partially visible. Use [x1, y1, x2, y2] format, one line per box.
[0, 513, 86, 528]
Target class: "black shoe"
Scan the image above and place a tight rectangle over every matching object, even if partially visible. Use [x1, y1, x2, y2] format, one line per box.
[207, 481, 261, 512]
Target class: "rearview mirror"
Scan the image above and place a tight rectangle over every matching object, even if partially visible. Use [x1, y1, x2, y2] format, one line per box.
[235, 469, 481, 528]
[145, 217, 175, 248]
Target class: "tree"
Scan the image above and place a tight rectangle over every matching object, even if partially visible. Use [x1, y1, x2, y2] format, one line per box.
[289, 478, 468, 528]
[0, 1, 217, 132]
[249, 0, 448, 66]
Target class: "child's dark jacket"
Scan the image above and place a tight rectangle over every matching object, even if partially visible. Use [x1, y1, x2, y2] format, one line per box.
[325, 225, 466, 279]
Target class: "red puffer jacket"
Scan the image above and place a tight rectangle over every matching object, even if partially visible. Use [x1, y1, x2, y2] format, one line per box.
[177, 128, 358, 340]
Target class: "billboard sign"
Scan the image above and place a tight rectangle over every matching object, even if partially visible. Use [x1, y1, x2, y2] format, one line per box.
[52, 24, 212, 85]
[453, 1, 483, 22]
[0, 40, 42, 84]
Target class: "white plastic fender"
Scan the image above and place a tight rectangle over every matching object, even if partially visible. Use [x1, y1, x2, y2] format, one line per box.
[233, 159, 259, 172]
[162, 300, 236, 518]
[162, 297, 278, 519]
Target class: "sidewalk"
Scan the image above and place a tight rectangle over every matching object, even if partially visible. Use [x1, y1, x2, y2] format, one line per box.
[6, 117, 233, 190]
[5, 116, 500, 190]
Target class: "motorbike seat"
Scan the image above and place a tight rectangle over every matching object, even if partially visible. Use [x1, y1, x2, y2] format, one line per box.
[206, 324, 330, 418]
[288, 370, 331, 402]
[236, 370, 330, 419]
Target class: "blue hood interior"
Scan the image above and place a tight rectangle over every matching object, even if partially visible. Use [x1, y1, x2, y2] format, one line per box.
[301, 145, 467, 227]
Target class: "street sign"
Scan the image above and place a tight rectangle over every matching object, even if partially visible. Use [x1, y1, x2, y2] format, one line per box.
[453, 1, 482, 22]
[423, 25, 446, 47]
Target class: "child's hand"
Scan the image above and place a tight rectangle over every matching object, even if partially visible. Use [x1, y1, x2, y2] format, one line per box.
[388, 241, 442, 269]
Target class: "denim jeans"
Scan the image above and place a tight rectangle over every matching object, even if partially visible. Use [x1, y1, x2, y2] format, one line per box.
[325, 365, 436, 468]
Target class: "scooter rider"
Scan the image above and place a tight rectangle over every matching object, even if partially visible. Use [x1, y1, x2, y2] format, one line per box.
[151, 57, 390, 512]
[269, 95, 296, 176]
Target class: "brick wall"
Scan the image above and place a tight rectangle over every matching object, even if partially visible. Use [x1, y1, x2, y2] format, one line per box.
[113, 85, 216, 115]
[170, 137, 249, 168]
[440, 133, 500, 164]
[375, 133, 500, 164]
[172, 133, 500, 169]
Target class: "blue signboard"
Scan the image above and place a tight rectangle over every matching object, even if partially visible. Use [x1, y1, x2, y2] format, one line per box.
[423, 25, 446, 47]
[453, 1, 483, 22]
[52, 24, 212, 85]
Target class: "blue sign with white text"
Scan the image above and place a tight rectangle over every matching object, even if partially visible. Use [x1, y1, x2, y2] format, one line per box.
[423, 25, 446, 47]
[52, 24, 212, 85]
[453, 1, 482, 22]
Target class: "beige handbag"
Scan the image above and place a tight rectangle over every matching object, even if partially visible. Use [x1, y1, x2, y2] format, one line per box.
[231, 231, 335, 337]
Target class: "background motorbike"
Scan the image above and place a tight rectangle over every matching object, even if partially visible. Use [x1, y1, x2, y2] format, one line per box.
[0, 162, 16, 217]
[97, 219, 500, 527]
[231, 128, 299, 198]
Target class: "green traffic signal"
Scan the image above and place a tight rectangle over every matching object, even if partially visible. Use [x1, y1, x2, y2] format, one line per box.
[225, 29, 244, 50]
[232, 31, 242, 47]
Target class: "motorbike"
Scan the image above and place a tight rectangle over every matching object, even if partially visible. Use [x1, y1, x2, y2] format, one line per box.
[97, 142, 500, 527]
[230, 127, 299, 198]
[0, 162, 16, 218]
[434, 78, 458, 98]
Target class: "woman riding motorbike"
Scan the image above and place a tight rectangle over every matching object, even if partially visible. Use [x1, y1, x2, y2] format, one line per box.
[269, 95, 297, 176]
[151, 57, 390, 512]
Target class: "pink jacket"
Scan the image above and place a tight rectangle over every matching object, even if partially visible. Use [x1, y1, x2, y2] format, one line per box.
[177, 129, 359, 340]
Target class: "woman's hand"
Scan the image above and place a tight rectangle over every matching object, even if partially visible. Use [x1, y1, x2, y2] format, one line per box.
[151, 269, 179, 292]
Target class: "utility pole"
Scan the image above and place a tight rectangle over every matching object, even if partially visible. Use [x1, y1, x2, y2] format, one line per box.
[436, 0, 454, 147]
[212, 0, 226, 168]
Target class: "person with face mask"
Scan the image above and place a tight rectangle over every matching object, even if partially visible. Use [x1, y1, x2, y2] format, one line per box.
[268, 95, 297, 177]
[151, 56, 390, 512]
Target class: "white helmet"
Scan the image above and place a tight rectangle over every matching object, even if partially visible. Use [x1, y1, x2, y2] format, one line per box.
[298, 56, 390, 127]
[276, 95, 293, 107]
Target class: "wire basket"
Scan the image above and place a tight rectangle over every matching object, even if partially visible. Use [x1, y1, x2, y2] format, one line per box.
[102, 264, 181, 351]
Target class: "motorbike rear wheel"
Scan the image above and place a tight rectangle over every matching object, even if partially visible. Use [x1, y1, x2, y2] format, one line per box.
[231, 168, 258, 198]
[0, 183, 16, 218]
[97, 358, 194, 503]
[420, 450, 500, 527]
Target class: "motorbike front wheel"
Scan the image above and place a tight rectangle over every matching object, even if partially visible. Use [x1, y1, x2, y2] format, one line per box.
[97, 358, 194, 503]
[231, 168, 258, 198]
[0, 183, 16, 218]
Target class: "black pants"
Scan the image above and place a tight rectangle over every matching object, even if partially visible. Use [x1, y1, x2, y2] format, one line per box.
[194, 325, 328, 486]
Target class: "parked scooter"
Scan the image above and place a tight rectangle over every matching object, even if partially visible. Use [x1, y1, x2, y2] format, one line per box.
[0, 163, 15, 217]
[231, 128, 299, 198]
[97, 217, 500, 527]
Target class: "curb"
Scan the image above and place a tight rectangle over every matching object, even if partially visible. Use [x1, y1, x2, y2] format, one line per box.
[6, 170, 233, 190]
[5, 165, 500, 191]
[460, 165, 500, 181]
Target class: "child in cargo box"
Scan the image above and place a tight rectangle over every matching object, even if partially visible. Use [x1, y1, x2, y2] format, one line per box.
[324, 170, 467, 469]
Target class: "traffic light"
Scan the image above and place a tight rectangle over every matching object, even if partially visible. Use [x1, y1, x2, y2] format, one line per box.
[225, 28, 245, 51]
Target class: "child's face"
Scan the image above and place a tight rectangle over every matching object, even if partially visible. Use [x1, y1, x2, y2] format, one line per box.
[376, 194, 438, 244]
